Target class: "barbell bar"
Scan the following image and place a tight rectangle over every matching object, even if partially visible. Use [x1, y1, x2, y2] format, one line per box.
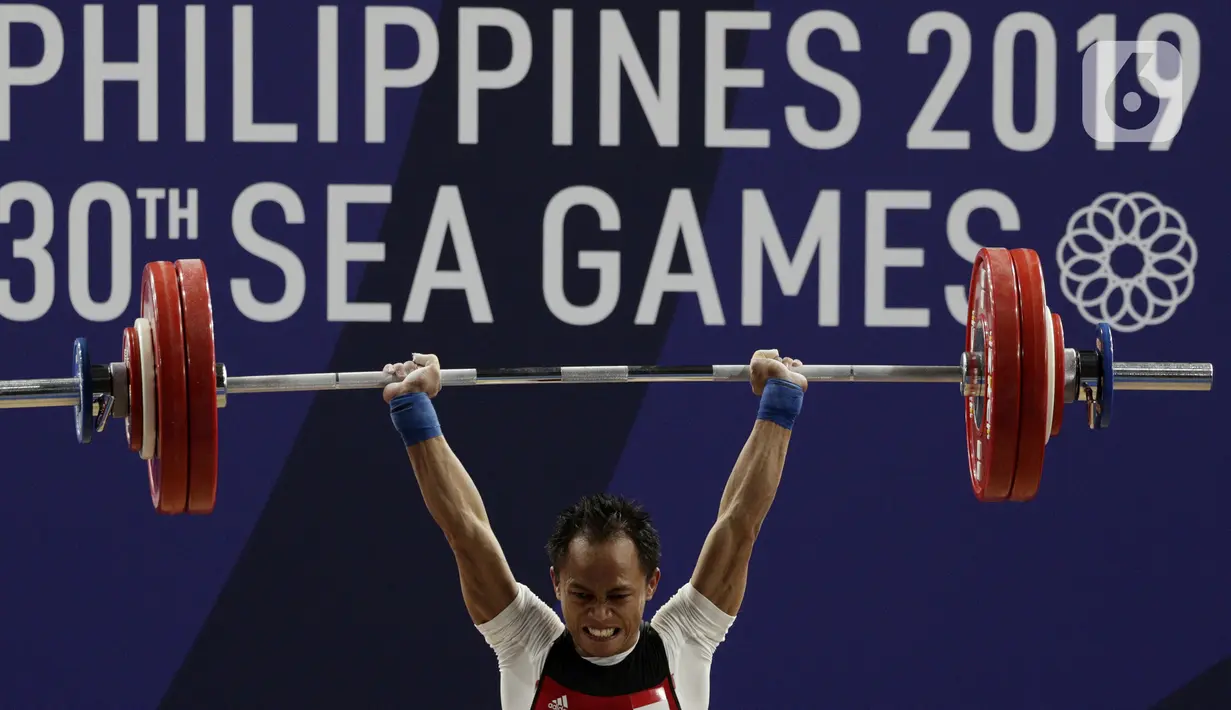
[0, 249, 1213, 513]
[0, 360, 1213, 410]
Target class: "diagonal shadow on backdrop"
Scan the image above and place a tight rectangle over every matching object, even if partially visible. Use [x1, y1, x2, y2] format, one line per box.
[158, 2, 754, 708]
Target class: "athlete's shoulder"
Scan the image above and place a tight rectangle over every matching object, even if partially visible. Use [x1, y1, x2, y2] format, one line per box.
[476, 583, 565, 660]
[650, 583, 737, 654]
[651, 584, 737, 627]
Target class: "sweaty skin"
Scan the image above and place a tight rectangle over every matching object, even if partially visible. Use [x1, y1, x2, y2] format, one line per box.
[385, 348, 805, 649]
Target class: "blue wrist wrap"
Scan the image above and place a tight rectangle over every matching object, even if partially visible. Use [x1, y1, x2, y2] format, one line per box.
[389, 392, 443, 447]
[756, 378, 804, 430]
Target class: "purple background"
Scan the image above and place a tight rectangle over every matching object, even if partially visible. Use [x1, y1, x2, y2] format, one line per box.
[1, 0, 1227, 707]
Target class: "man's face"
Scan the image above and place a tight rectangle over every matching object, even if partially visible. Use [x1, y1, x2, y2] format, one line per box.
[551, 534, 660, 658]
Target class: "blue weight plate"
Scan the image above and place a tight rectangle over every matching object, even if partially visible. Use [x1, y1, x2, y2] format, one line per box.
[73, 337, 92, 444]
[1093, 322, 1114, 429]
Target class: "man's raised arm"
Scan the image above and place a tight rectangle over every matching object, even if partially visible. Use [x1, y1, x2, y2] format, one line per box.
[690, 349, 807, 616]
[383, 354, 518, 625]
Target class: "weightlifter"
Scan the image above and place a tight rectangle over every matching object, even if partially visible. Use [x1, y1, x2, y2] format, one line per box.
[381, 349, 808, 709]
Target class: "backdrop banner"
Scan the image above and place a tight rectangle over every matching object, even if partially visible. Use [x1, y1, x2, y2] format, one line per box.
[0, 1, 1225, 708]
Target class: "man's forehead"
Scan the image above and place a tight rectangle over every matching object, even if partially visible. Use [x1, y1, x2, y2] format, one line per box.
[567, 533, 638, 557]
[560, 544, 641, 583]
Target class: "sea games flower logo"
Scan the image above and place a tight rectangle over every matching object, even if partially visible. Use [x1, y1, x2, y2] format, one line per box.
[1056, 192, 1197, 333]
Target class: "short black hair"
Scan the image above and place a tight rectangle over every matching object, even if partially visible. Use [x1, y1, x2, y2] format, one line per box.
[546, 493, 662, 579]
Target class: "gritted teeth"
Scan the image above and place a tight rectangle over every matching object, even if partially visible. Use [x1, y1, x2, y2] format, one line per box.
[583, 626, 618, 639]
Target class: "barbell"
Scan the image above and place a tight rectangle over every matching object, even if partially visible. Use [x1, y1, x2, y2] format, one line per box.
[0, 248, 1214, 513]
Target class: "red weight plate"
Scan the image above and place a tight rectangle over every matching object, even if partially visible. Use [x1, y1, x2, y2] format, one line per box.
[1050, 312, 1065, 437]
[123, 327, 143, 454]
[965, 248, 1022, 502]
[1008, 249, 1050, 502]
[141, 261, 189, 515]
[176, 259, 219, 515]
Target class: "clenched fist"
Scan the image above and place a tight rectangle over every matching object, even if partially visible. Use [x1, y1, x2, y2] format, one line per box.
[748, 349, 808, 395]
[382, 353, 442, 402]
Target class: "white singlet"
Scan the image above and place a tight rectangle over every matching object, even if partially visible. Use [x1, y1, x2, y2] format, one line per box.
[476, 582, 737, 709]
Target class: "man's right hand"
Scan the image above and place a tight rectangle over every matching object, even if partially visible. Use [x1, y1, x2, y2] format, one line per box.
[382, 353, 442, 402]
[748, 349, 808, 395]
